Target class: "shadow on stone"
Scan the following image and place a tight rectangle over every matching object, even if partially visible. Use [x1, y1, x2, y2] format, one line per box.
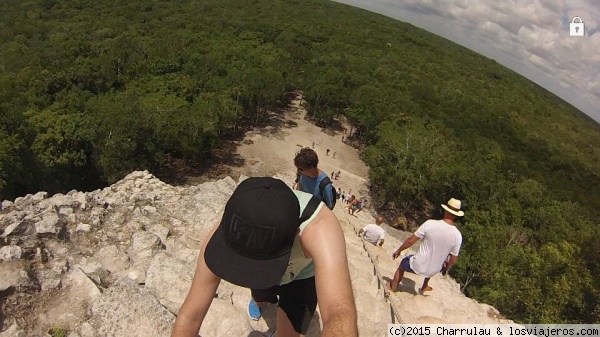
[398, 277, 418, 295]
[155, 143, 247, 186]
[0, 288, 10, 331]
[381, 276, 419, 295]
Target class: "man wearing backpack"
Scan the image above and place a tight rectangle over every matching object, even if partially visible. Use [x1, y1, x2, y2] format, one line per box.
[294, 148, 336, 209]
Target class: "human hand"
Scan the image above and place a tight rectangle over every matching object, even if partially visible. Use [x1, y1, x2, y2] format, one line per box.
[392, 250, 401, 259]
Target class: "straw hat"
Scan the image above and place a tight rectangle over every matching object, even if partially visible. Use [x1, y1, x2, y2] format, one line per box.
[441, 198, 464, 217]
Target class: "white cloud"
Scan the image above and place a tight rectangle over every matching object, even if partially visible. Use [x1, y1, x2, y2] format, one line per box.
[588, 76, 600, 96]
[529, 54, 555, 73]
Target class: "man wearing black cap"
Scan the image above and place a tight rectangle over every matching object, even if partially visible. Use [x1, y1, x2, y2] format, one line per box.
[171, 177, 358, 337]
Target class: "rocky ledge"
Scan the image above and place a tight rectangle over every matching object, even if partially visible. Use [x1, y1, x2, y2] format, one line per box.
[0, 171, 511, 337]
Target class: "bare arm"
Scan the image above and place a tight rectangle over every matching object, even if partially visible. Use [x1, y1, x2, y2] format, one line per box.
[392, 234, 419, 259]
[378, 238, 384, 247]
[301, 207, 358, 337]
[171, 222, 222, 337]
[445, 254, 459, 271]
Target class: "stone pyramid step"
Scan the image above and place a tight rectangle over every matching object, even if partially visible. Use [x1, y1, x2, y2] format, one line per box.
[148, 175, 512, 334]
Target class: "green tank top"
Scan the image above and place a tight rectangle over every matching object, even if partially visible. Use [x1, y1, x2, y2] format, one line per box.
[279, 190, 324, 285]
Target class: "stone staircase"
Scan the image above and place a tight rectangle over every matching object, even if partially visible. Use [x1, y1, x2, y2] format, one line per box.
[335, 208, 391, 336]
[0, 172, 511, 336]
[203, 173, 513, 336]
[333, 199, 513, 326]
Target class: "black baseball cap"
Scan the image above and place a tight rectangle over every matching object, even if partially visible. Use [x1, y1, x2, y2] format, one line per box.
[205, 177, 301, 289]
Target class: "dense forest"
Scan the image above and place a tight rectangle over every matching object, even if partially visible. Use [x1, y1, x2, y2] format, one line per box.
[1, 0, 599, 324]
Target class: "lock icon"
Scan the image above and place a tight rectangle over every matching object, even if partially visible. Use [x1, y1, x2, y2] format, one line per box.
[570, 17, 584, 36]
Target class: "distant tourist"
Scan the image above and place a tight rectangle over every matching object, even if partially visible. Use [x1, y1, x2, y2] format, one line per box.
[344, 192, 353, 205]
[349, 197, 366, 215]
[354, 198, 367, 214]
[326, 149, 330, 156]
[171, 177, 358, 337]
[387, 198, 464, 295]
[333, 152, 337, 159]
[358, 215, 386, 246]
[312, 141, 315, 148]
[347, 196, 358, 215]
[294, 148, 335, 209]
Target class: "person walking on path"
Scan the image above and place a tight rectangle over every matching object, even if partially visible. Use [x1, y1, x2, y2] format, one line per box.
[347, 196, 358, 215]
[171, 177, 358, 337]
[358, 215, 386, 246]
[346, 194, 355, 206]
[387, 198, 464, 295]
[349, 198, 363, 216]
[354, 198, 367, 214]
[344, 191, 352, 204]
[295, 148, 335, 209]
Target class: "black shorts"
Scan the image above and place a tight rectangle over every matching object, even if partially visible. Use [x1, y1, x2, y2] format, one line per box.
[251, 277, 317, 334]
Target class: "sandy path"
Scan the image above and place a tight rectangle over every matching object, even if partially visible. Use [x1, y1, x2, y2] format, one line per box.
[226, 94, 371, 199]
[213, 93, 408, 241]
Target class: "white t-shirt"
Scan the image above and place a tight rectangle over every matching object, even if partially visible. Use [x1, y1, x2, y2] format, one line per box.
[361, 224, 385, 245]
[410, 219, 462, 278]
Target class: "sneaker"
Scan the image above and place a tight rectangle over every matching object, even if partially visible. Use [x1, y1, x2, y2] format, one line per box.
[247, 299, 262, 321]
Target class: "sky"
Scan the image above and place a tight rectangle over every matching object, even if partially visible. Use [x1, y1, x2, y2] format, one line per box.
[333, 0, 600, 124]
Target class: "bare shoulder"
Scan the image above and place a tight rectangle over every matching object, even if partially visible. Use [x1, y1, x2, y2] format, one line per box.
[302, 205, 341, 237]
[300, 205, 345, 258]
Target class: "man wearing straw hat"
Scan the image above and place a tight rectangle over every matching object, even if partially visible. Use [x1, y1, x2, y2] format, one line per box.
[387, 198, 464, 295]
